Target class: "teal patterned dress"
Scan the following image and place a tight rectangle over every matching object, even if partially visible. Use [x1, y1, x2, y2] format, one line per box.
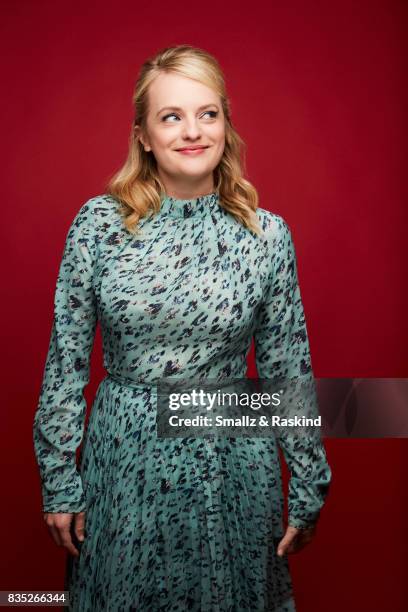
[33, 191, 331, 611]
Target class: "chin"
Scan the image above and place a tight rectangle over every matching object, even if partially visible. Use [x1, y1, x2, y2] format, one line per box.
[177, 165, 213, 175]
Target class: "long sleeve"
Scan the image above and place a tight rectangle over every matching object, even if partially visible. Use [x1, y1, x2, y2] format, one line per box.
[253, 214, 332, 529]
[33, 200, 98, 513]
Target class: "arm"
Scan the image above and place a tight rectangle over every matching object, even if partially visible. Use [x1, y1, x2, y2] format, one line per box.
[253, 214, 332, 529]
[33, 199, 98, 513]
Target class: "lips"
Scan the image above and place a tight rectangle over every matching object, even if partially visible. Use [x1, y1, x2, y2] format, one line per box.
[175, 146, 209, 151]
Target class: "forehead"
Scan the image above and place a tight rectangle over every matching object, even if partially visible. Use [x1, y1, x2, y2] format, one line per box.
[147, 72, 219, 110]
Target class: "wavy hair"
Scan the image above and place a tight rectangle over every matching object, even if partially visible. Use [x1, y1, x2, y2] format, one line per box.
[105, 44, 262, 236]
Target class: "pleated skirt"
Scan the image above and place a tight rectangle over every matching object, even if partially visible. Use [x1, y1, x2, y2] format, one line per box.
[63, 375, 296, 611]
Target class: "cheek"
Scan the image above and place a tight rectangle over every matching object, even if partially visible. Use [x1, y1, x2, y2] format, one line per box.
[151, 131, 174, 154]
[211, 125, 226, 150]
[212, 127, 225, 156]
[206, 123, 224, 139]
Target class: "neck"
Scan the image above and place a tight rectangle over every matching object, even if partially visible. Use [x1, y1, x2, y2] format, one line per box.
[158, 173, 215, 201]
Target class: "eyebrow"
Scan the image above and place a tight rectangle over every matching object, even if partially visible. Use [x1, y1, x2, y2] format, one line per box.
[156, 104, 219, 117]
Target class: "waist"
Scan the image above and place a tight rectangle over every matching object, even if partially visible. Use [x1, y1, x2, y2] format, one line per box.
[106, 372, 251, 393]
[106, 372, 157, 391]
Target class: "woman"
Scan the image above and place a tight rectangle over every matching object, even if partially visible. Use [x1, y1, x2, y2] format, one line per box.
[33, 45, 332, 611]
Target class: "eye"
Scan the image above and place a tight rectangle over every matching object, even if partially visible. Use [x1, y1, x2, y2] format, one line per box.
[202, 110, 218, 119]
[162, 113, 180, 122]
[161, 110, 219, 122]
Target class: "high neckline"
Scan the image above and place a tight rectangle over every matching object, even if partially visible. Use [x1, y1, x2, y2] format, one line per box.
[159, 191, 221, 219]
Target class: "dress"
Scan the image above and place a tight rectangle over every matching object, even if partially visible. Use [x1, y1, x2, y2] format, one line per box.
[32, 191, 332, 611]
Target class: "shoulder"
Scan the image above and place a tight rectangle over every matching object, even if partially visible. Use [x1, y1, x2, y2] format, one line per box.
[254, 209, 299, 287]
[73, 193, 121, 225]
[67, 193, 124, 241]
[255, 206, 293, 247]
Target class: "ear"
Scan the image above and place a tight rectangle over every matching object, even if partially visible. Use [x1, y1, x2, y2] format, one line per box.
[134, 124, 151, 152]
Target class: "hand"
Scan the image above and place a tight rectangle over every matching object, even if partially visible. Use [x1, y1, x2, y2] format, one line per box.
[43, 511, 86, 557]
[276, 523, 316, 557]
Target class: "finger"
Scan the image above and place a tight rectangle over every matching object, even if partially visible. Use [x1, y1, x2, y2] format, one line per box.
[47, 524, 62, 547]
[287, 537, 301, 554]
[44, 514, 64, 547]
[74, 512, 86, 542]
[288, 530, 315, 554]
[59, 525, 80, 557]
[277, 529, 298, 557]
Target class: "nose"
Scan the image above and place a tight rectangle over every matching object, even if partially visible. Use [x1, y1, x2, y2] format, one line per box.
[181, 115, 202, 140]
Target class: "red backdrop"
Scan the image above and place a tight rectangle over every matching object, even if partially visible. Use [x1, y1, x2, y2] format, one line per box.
[2, 0, 407, 610]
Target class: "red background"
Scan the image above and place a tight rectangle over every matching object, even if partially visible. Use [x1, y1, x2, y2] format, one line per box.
[2, 0, 407, 610]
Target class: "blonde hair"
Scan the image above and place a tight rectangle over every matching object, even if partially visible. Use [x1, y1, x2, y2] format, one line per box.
[105, 44, 262, 236]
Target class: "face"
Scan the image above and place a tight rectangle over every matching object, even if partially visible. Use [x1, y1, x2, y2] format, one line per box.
[136, 72, 226, 195]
